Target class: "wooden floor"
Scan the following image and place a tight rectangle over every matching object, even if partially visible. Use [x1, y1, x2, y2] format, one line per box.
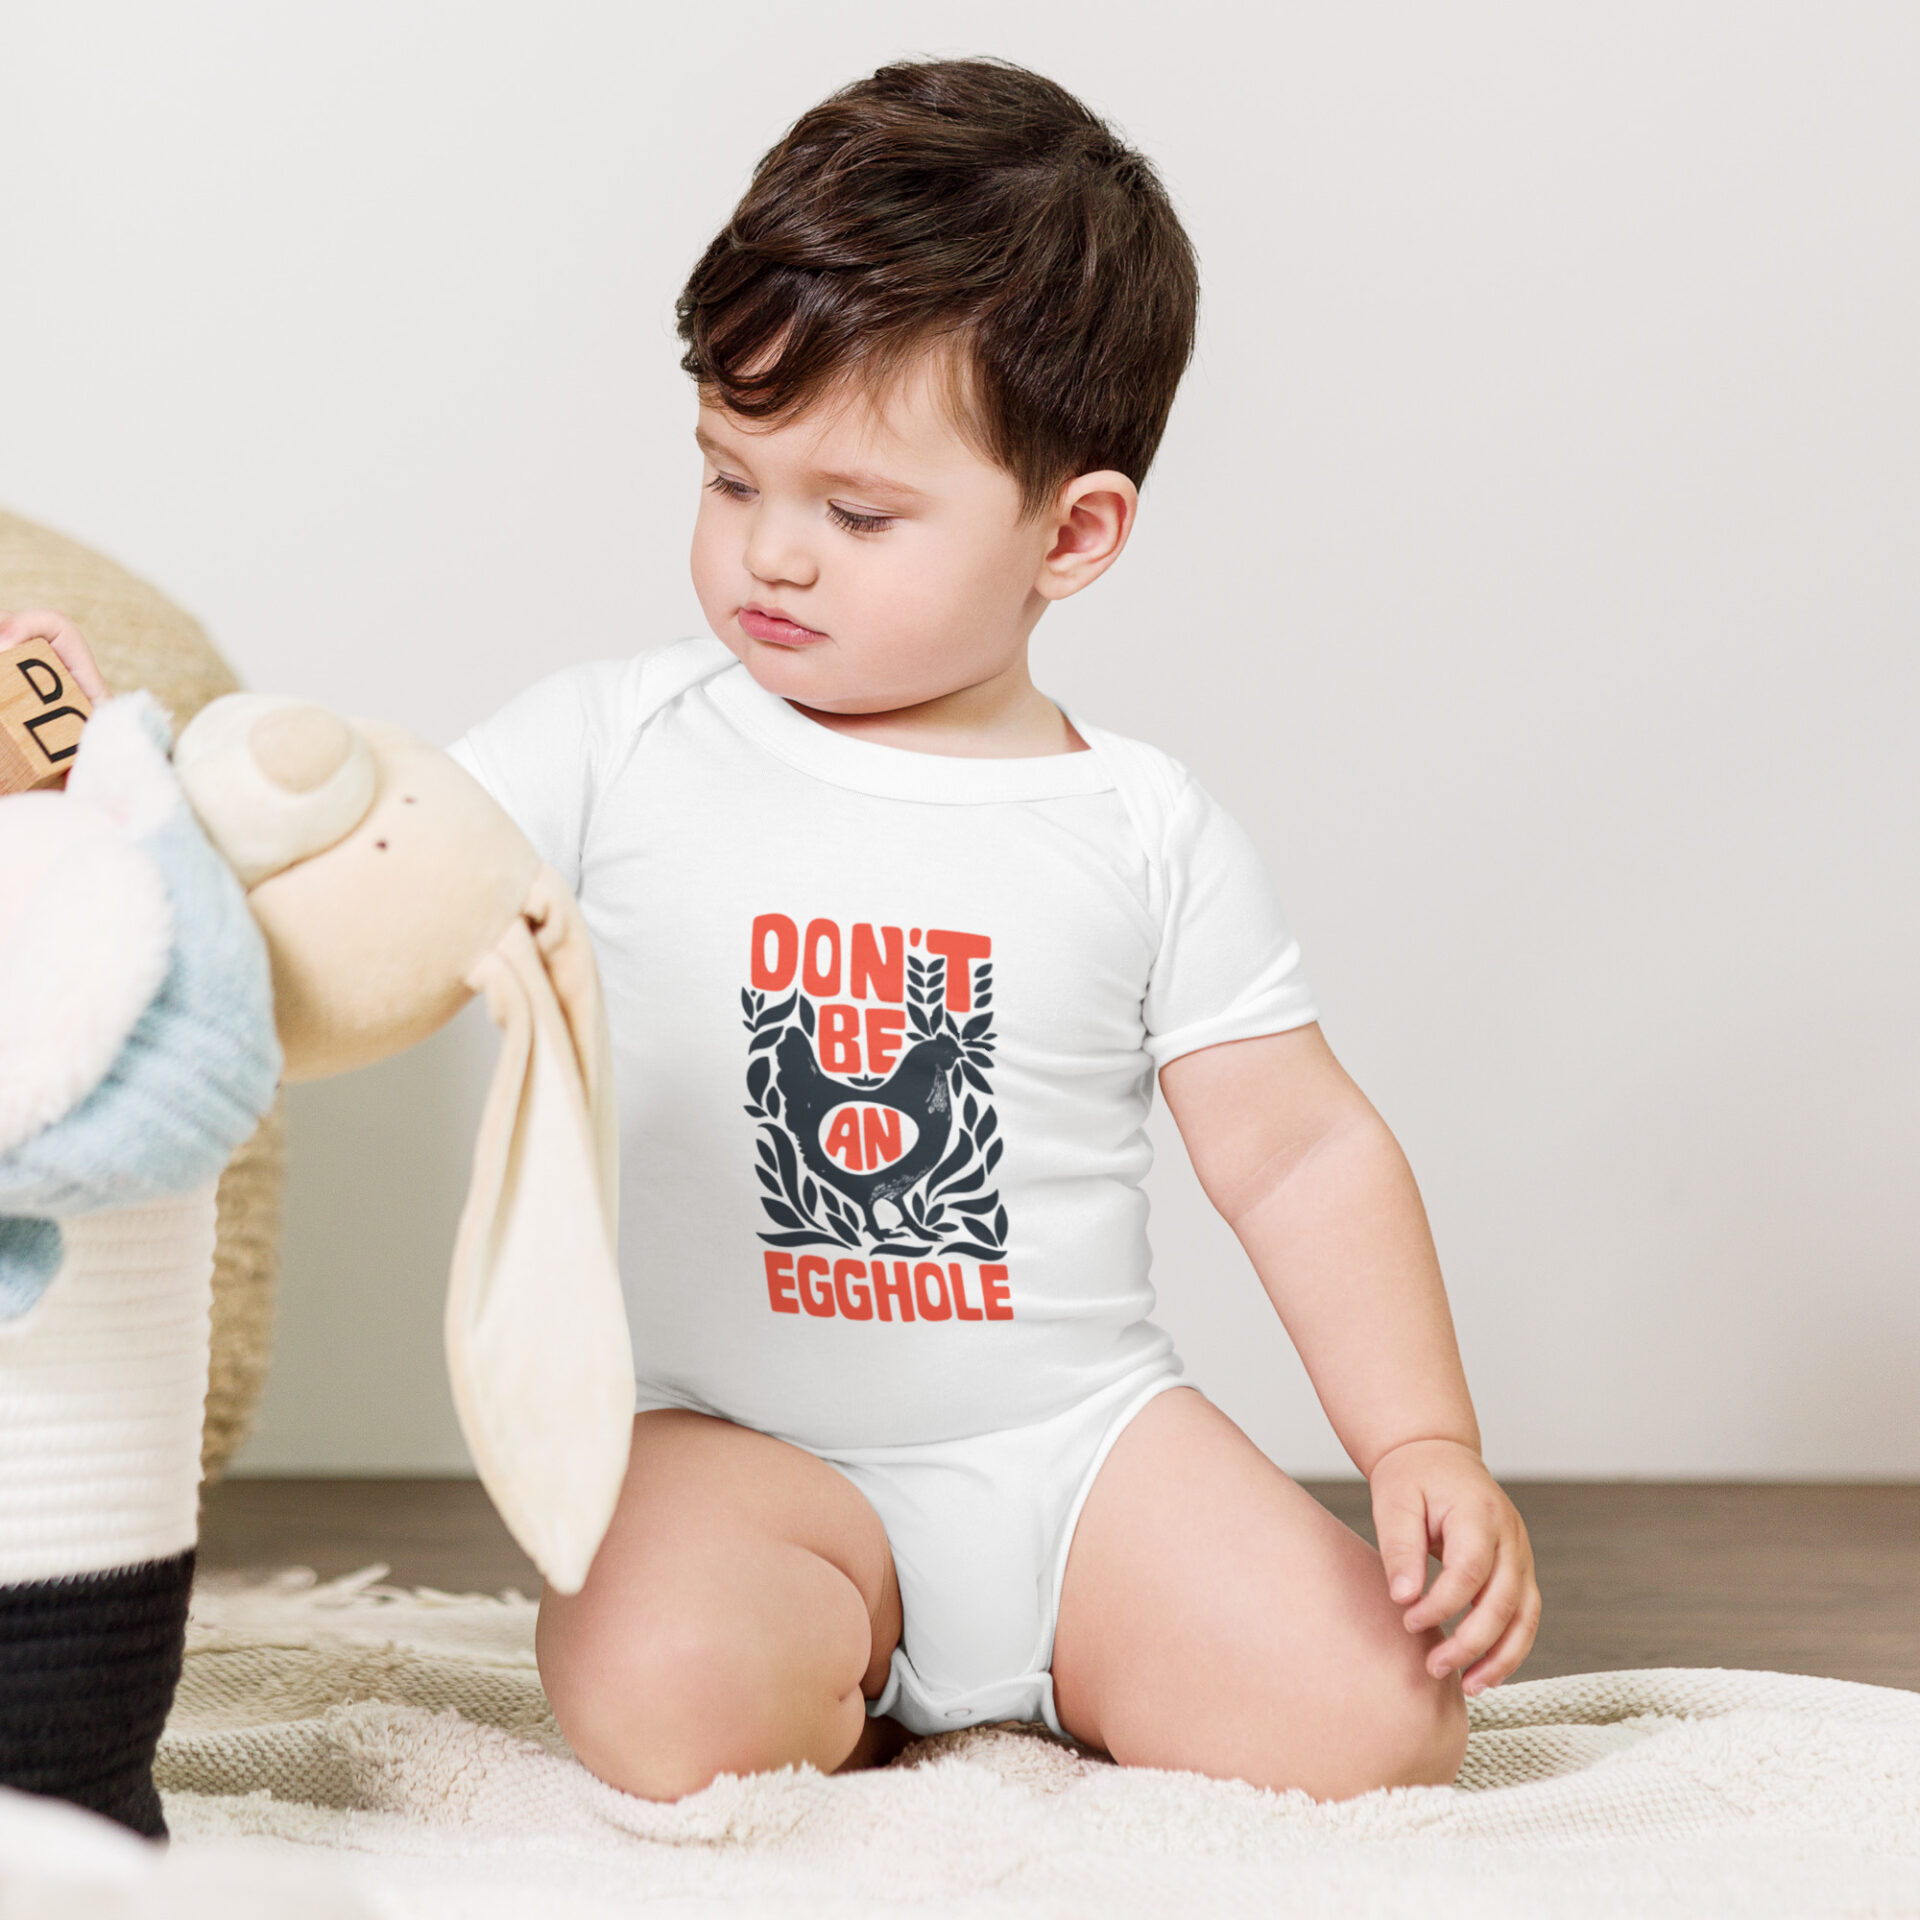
[198, 1477, 1920, 1693]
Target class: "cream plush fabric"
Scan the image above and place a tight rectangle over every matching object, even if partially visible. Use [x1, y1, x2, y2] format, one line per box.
[112, 1570, 1920, 1919]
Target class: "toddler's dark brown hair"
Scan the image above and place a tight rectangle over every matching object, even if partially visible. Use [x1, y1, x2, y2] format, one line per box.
[675, 57, 1199, 516]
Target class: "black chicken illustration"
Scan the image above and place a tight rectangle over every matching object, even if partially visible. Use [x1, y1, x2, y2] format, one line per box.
[774, 1026, 963, 1239]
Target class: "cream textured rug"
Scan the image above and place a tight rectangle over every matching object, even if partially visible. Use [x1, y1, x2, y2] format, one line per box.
[12, 1567, 1920, 1918]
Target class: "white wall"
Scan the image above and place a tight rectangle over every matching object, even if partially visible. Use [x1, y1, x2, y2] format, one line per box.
[4, 1, 1915, 1477]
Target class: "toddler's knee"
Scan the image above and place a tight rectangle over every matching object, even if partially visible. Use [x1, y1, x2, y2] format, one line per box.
[540, 1604, 864, 1803]
[1299, 1651, 1468, 1799]
[541, 1610, 740, 1799]
[1381, 1665, 1469, 1789]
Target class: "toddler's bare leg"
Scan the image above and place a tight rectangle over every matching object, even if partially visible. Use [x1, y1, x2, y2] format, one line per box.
[537, 1409, 903, 1800]
[1051, 1387, 1468, 1800]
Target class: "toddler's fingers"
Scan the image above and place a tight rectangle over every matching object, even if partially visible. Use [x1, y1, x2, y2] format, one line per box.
[1399, 1515, 1498, 1633]
[0, 608, 107, 702]
[1457, 1584, 1543, 1696]
[1370, 1487, 1435, 1606]
[1424, 1554, 1526, 1678]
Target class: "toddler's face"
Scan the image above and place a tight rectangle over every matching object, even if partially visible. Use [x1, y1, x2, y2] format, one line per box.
[689, 355, 1067, 716]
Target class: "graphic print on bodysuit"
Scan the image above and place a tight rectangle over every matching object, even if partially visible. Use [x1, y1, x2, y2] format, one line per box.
[741, 914, 1014, 1324]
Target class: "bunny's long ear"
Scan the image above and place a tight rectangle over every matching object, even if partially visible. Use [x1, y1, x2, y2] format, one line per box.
[446, 868, 634, 1594]
[520, 866, 618, 1244]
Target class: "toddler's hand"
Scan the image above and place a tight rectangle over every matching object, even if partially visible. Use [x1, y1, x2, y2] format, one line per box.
[1368, 1436, 1540, 1697]
[0, 608, 108, 704]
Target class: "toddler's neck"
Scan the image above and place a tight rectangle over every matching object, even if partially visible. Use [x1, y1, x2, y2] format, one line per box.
[777, 653, 1087, 762]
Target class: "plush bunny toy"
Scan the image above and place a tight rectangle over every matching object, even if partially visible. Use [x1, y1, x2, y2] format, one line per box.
[0, 689, 634, 1840]
[171, 693, 636, 1591]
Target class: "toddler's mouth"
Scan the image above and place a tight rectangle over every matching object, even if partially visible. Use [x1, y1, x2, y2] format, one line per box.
[739, 605, 828, 647]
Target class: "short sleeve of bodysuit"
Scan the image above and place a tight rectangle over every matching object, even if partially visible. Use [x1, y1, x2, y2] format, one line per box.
[1139, 772, 1318, 1070]
[445, 655, 645, 894]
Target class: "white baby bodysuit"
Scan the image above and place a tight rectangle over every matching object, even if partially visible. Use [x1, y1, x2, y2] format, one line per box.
[447, 633, 1317, 1453]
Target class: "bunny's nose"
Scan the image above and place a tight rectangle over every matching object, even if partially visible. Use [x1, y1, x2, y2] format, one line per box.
[250, 706, 355, 793]
[175, 691, 378, 886]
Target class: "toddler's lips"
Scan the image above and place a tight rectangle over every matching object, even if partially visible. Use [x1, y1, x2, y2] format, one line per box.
[739, 605, 828, 647]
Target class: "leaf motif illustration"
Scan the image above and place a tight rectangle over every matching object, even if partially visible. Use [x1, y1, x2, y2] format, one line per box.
[760, 1229, 840, 1249]
[757, 1139, 777, 1172]
[965, 1049, 992, 1069]
[742, 1104, 763, 1118]
[740, 987, 754, 1019]
[802, 1176, 817, 1212]
[765, 1084, 781, 1118]
[798, 996, 816, 1037]
[975, 1107, 997, 1146]
[940, 1240, 1003, 1261]
[940, 1163, 986, 1198]
[747, 1055, 771, 1102]
[963, 1094, 979, 1129]
[909, 1004, 933, 1036]
[757, 1166, 780, 1195]
[993, 1204, 1008, 1244]
[949, 1191, 998, 1216]
[749, 1028, 781, 1054]
[762, 1200, 803, 1230]
[962, 1014, 991, 1040]
[766, 1122, 804, 1205]
[927, 1133, 971, 1192]
[758, 992, 797, 1029]
[961, 1062, 992, 1095]
[984, 1138, 1004, 1173]
[977, 991, 993, 1010]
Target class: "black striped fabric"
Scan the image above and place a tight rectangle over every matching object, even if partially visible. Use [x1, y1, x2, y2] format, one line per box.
[0, 1548, 195, 1838]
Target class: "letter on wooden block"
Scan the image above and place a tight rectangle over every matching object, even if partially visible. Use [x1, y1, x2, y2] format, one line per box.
[0, 639, 93, 795]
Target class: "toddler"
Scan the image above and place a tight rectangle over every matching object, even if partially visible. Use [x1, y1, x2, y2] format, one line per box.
[451, 56, 1541, 1802]
[3, 54, 1540, 1805]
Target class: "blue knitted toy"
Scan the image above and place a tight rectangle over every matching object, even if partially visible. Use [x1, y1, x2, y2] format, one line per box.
[0, 692, 280, 1837]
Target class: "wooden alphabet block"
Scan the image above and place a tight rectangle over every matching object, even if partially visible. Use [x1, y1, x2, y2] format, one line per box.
[0, 638, 93, 796]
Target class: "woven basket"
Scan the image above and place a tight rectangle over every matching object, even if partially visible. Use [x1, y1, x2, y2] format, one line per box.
[0, 506, 285, 1479]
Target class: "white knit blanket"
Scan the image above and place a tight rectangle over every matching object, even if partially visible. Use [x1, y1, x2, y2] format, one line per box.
[15, 1566, 1920, 1918]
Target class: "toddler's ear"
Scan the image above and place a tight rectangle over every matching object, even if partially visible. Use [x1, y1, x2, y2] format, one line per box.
[444, 872, 633, 1595]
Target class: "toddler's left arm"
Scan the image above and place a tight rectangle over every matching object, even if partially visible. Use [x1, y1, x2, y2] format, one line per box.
[1160, 1022, 1541, 1697]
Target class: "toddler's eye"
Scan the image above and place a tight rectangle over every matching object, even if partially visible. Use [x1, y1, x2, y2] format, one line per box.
[706, 473, 754, 501]
[827, 502, 896, 535]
